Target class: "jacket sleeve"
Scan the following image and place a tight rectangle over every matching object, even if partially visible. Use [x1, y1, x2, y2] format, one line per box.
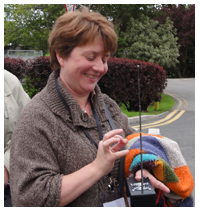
[4, 148, 10, 173]
[4, 70, 30, 172]
[10, 105, 63, 207]
[12, 78, 31, 111]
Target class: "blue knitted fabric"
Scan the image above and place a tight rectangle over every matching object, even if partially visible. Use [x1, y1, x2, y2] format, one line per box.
[129, 136, 171, 165]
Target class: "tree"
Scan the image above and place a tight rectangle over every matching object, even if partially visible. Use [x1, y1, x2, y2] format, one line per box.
[118, 14, 180, 71]
[83, 4, 160, 57]
[4, 4, 66, 55]
[154, 4, 195, 77]
[85, 4, 157, 32]
[4, 4, 164, 57]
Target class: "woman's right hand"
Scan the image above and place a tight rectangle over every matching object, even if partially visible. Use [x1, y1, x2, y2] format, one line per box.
[93, 129, 129, 176]
[59, 129, 129, 206]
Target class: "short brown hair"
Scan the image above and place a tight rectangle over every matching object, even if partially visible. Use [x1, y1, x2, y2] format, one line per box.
[48, 7, 118, 70]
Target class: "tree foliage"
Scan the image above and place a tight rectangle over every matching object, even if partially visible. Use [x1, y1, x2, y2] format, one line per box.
[118, 15, 180, 71]
[4, 4, 159, 55]
[154, 4, 195, 77]
[4, 4, 195, 78]
[84, 4, 158, 32]
[4, 4, 66, 55]
[83, 4, 160, 57]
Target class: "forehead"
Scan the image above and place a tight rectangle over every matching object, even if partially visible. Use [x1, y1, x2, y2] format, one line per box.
[76, 36, 110, 55]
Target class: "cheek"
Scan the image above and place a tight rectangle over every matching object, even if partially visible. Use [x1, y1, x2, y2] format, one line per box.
[103, 65, 108, 74]
[79, 60, 93, 71]
[98, 67, 108, 80]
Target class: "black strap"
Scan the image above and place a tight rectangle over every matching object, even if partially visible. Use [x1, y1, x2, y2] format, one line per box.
[103, 102, 125, 197]
[79, 103, 103, 149]
[80, 127, 99, 149]
[91, 103, 103, 141]
[103, 102, 116, 130]
[104, 102, 125, 198]
[55, 78, 71, 112]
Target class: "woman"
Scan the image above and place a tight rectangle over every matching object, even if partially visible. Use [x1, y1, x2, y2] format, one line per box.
[10, 7, 169, 207]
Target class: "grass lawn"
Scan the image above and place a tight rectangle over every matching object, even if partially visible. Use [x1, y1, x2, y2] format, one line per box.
[120, 93, 175, 117]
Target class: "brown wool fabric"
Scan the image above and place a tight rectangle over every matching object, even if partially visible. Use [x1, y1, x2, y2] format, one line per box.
[10, 70, 136, 207]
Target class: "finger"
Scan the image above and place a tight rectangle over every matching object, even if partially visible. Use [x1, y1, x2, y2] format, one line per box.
[135, 169, 154, 181]
[135, 169, 142, 180]
[152, 179, 170, 194]
[115, 135, 128, 145]
[103, 137, 121, 148]
[135, 169, 170, 194]
[111, 138, 128, 152]
[103, 129, 123, 141]
[113, 149, 129, 159]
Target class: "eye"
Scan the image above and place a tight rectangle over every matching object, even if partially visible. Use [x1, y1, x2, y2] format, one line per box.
[84, 53, 95, 61]
[102, 58, 107, 63]
[102, 53, 110, 63]
[102, 55, 110, 63]
[86, 56, 94, 61]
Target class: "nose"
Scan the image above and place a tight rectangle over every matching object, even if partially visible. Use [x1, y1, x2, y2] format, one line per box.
[92, 58, 106, 73]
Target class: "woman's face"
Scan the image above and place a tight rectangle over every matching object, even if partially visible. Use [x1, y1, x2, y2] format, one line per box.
[58, 36, 110, 97]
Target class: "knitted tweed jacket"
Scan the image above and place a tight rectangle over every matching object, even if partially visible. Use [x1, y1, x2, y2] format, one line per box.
[10, 70, 135, 207]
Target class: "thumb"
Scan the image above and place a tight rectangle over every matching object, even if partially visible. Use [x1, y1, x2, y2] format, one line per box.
[135, 169, 142, 180]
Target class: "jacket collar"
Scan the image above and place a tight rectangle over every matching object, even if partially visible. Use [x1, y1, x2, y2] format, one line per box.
[41, 70, 108, 130]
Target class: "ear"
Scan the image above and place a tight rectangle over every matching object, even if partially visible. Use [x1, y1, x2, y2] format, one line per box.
[56, 52, 64, 67]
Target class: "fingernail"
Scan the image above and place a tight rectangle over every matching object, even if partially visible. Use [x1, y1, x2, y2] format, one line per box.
[135, 176, 141, 180]
[116, 137, 120, 142]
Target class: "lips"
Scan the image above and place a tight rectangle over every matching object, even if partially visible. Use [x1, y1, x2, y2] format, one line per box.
[84, 73, 98, 79]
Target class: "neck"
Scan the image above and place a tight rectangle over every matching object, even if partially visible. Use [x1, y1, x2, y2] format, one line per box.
[60, 76, 90, 111]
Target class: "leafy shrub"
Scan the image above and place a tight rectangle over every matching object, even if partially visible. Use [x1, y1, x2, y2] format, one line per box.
[22, 75, 39, 98]
[4, 56, 52, 98]
[25, 56, 52, 97]
[4, 56, 167, 109]
[4, 57, 26, 81]
[98, 57, 167, 111]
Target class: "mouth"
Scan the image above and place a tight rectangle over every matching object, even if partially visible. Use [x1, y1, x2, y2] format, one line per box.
[84, 73, 98, 79]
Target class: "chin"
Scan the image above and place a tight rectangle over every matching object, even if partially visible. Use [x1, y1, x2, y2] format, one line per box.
[84, 85, 96, 93]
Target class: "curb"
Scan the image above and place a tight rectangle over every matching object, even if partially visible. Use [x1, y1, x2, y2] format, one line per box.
[128, 111, 168, 124]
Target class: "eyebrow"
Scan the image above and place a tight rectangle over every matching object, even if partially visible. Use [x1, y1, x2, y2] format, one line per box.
[83, 51, 110, 57]
[104, 53, 110, 57]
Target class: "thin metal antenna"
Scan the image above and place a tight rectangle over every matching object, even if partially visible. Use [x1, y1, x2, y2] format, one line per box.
[137, 64, 144, 192]
[125, 74, 156, 206]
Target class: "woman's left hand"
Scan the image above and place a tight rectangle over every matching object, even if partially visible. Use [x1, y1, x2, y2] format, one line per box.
[135, 169, 170, 193]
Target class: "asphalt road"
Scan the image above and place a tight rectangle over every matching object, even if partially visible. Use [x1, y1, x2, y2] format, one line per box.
[128, 78, 195, 206]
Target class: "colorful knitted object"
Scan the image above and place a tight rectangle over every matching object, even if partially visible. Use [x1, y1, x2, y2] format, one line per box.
[124, 133, 194, 207]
